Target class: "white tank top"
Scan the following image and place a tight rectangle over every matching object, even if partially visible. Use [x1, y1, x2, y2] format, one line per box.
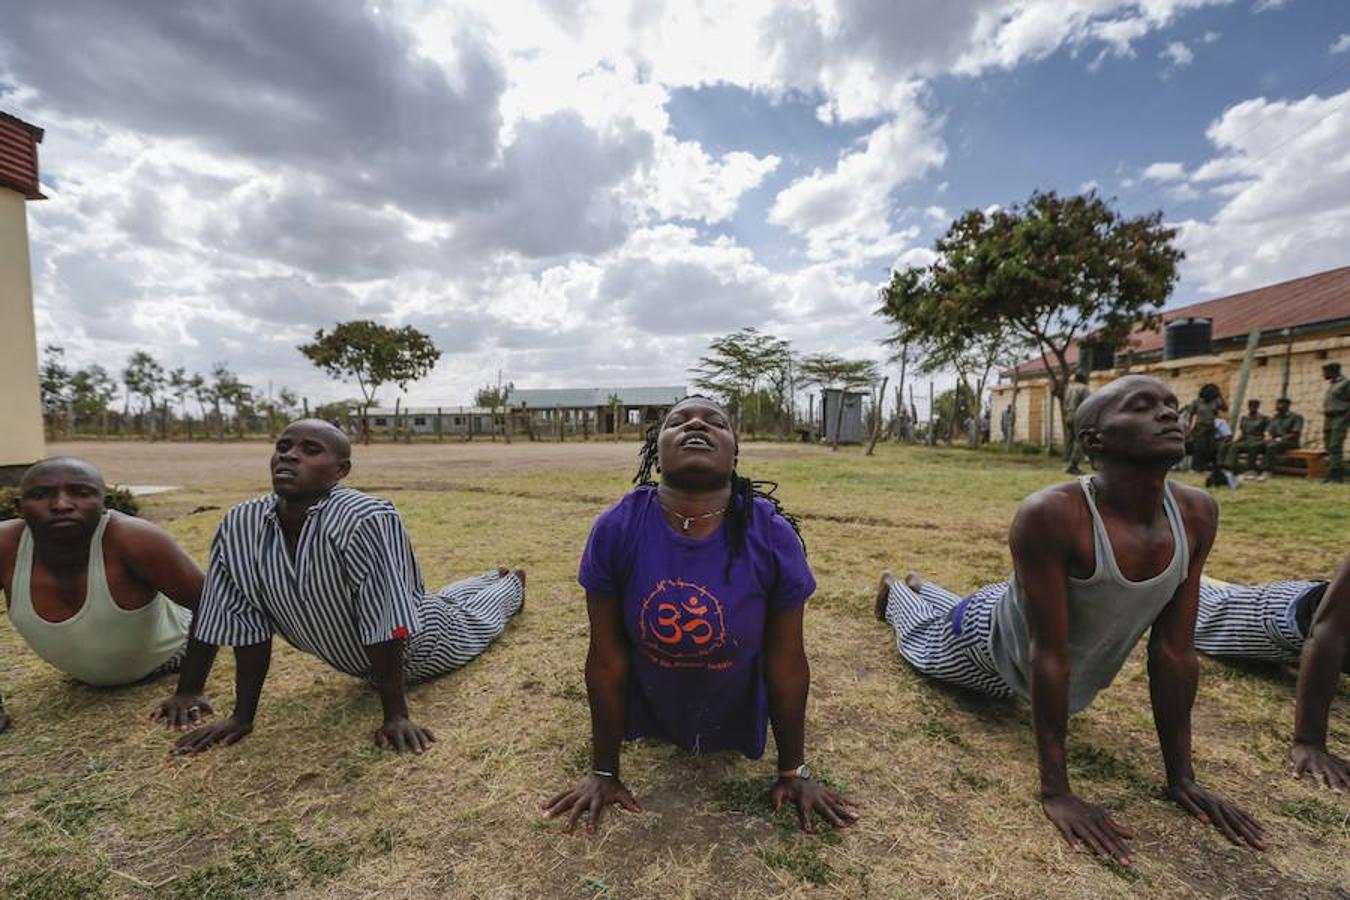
[8, 514, 190, 686]
[988, 477, 1190, 713]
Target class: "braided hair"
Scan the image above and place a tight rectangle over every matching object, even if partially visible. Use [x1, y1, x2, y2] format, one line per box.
[633, 395, 806, 559]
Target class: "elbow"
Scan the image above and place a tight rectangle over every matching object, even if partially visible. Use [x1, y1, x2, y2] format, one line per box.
[1029, 645, 1069, 686]
[584, 646, 629, 691]
[765, 647, 809, 691]
[1149, 640, 1197, 675]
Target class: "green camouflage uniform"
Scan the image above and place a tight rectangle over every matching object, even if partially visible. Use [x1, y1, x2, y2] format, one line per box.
[1227, 412, 1270, 471]
[1062, 382, 1091, 467]
[1259, 409, 1304, 472]
[1186, 396, 1225, 470]
[1325, 376, 1350, 481]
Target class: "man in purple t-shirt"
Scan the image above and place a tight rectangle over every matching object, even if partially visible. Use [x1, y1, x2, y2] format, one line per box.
[543, 396, 858, 834]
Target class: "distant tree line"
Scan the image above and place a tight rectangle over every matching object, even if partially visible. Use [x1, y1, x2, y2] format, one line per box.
[38, 347, 309, 441]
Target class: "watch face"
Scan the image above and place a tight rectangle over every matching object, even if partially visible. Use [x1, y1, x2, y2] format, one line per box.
[797, 764, 812, 780]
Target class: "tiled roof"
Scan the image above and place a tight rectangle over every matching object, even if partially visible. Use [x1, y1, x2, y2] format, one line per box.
[0, 110, 43, 199]
[1010, 265, 1350, 376]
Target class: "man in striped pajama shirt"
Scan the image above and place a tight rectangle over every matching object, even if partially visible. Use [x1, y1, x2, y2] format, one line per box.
[1195, 555, 1349, 791]
[167, 419, 525, 755]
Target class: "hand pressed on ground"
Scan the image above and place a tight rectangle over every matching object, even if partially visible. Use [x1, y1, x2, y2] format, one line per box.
[542, 774, 643, 834]
[1291, 743, 1350, 792]
[149, 692, 214, 730]
[771, 776, 860, 833]
[172, 716, 253, 754]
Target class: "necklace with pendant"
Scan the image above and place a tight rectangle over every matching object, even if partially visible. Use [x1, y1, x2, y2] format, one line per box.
[658, 499, 726, 532]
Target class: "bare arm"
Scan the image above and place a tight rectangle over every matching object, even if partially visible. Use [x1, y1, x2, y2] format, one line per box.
[765, 604, 857, 832]
[173, 639, 272, 754]
[1291, 556, 1350, 790]
[115, 516, 206, 611]
[365, 638, 435, 753]
[1148, 488, 1264, 848]
[543, 591, 641, 833]
[1013, 490, 1136, 863]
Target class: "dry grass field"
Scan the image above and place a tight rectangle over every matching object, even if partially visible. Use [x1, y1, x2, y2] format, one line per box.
[1, 439, 1346, 899]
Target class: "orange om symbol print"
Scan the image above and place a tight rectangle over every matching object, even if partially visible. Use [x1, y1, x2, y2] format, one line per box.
[639, 579, 727, 665]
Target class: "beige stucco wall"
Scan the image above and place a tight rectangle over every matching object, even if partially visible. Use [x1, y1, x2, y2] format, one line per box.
[0, 186, 44, 468]
[990, 330, 1350, 451]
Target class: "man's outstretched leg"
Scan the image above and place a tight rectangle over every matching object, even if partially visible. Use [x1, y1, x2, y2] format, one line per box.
[404, 568, 526, 682]
[875, 570, 1014, 699]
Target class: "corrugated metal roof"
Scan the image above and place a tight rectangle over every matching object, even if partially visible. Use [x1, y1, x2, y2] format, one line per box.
[367, 407, 494, 416]
[506, 385, 687, 407]
[1010, 266, 1350, 376]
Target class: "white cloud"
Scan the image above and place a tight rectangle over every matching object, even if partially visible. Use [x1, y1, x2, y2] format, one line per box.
[1252, 0, 1288, 12]
[768, 93, 945, 262]
[1160, 41, 1194, 67]
[1177, 87, 1350, 293]
[1202, 30, 1222, 43]
[1332, 34, 1350, 54]
[1, 0, 1251, 402]
[1143, 161, 1188, 180]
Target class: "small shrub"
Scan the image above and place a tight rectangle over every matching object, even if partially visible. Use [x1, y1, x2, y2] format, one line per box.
[0, 485, 139, 521]
[105, 486, 140, 517]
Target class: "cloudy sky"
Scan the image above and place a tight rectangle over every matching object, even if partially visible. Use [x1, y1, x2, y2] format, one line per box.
[2, 0, 1348, 407]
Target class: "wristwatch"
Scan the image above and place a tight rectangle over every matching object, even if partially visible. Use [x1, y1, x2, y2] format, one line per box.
[778, 764, 812, 780]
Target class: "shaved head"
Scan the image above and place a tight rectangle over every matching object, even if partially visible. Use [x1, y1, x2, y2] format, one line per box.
[1074, 375, 1168, 436]
[280, 418, 351, 461]
[21, 456, 106, 493]
[1072, 374, 1183, 466]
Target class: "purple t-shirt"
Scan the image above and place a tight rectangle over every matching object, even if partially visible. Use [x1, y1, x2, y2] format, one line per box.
[577, 486, 815, 759]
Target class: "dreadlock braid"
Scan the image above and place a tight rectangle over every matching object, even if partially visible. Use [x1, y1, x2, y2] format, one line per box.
[633, 395, 806, 558]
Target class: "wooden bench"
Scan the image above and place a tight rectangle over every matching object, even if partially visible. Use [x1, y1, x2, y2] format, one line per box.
[1273, 448, 1328, 480]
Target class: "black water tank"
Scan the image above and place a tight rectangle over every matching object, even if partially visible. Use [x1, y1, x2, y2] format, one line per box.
[1077, 342, 1116, 374]
[1164, 317, 1213, 360]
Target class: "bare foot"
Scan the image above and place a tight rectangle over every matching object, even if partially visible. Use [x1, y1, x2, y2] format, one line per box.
[904, 571, 925, 593]
[498, 566, 527, 613]
[874, 571, 897, 621]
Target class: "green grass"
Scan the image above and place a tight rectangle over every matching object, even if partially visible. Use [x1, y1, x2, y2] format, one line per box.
[0, 440, 1346, 898]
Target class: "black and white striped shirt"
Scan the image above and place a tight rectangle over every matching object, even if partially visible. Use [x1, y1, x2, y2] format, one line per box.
[194, 488, 424, 677]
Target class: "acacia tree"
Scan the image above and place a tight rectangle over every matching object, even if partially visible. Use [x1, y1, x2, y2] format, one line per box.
[300, 320, 441, 444]
[69, 364, 118, 436]
[883, 190, 1181, 408]
[798, 353, 879, 451]
[879, 266, 1026, 447]
[474, 382, 513, 443]
[39, 346, 72, 437]
[690, 327, 793, 436]
[123, 351, 166, 439]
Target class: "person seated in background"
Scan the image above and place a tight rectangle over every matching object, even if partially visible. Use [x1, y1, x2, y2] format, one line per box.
[874, 374, 1263, 865]
[543, 396, 857, 835]
[1228, 399, 1270, 479]
[168, 419, 525, 755]
[1257, 398, 1303, 479]
[0, 457, 217, 734]
[1194, 555, 1349, 791]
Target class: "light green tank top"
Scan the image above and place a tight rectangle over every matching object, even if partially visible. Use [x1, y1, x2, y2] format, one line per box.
[8, 514, 190, 686]
[988, 476, 1190, 714]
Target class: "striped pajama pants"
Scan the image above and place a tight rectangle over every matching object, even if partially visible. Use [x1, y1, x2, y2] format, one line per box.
[403, 570, 525, 683]
[1194, 579, 1322, 665]
[884, 578, 1015, 699]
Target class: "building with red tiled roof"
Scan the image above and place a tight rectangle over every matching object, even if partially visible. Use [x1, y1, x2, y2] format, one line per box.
[992, 266, 1350, 452]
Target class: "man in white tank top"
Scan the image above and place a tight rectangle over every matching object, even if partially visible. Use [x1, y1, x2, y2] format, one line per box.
[875, 375, 1265, 865]
[0, 458, 217, 733]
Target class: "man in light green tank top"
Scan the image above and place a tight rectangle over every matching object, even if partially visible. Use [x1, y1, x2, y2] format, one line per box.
[875, 375, 1264, 866]
[0, 458, 217, 733]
